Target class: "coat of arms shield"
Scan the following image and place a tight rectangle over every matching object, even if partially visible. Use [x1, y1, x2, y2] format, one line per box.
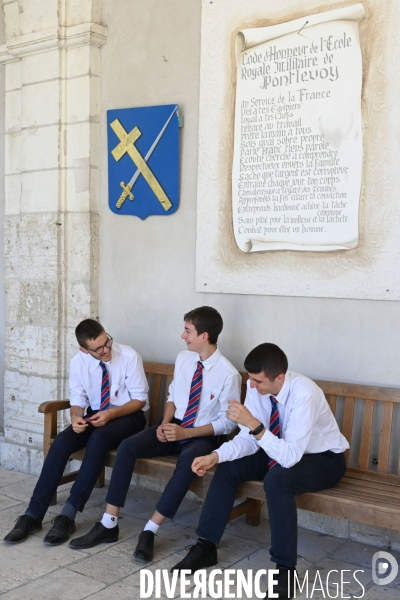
[107, 104, 180, 219]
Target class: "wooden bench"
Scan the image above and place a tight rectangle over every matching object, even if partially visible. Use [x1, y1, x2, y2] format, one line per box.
[39, 364, 400, 532]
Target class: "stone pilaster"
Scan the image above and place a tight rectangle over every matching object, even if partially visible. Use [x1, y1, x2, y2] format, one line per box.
[0, 1, 106, 474]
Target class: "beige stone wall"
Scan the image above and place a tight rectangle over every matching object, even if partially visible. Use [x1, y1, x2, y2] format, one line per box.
[0, 0, 105, 472]
[0, 0, 4, 434]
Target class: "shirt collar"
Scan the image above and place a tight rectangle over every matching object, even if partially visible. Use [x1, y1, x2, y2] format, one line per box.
[274, 371, 291, 405]
[85, 349, 112, 372]
[192, 347, 221, 371]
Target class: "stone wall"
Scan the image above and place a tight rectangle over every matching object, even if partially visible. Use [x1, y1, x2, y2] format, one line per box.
[0, 0, 4, 434]
[0, 0, 105, 473]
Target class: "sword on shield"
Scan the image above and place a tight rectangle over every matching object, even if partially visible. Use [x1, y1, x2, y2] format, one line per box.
[115, 105, 178, 209]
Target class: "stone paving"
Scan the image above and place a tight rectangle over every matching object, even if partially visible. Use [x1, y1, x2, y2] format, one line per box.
[0, 465, 399, 599]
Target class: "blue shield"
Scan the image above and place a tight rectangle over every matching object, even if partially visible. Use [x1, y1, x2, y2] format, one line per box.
[107, 104, 180, 219]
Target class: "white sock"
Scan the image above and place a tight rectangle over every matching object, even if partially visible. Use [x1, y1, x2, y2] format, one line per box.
[101, 513, 118, 529]
[143, 519, 160, 534]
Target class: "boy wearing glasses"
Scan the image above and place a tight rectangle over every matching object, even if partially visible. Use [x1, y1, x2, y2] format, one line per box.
[4, 319, 149, 547]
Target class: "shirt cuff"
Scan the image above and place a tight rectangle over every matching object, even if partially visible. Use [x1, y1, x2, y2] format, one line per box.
[128, 392, 148, 402]
[69, 399, 87, 409]
[256, 429, 279, 456]
[214, 447, 228, 463]
[211, 420, 223, 436]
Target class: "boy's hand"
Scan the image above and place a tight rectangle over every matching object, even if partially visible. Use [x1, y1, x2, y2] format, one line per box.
[163, 423, 188, 442]
[226, 400, 259, 430]
[192, 453, 219, 476]
[86, 411, 112, 427]
[71, 416, 88, 433]
[156, 423, 168, 442]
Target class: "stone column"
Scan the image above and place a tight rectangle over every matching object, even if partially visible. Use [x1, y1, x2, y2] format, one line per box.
[0, 1, 106, 474]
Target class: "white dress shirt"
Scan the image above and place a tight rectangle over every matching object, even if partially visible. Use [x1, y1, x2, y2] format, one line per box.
[69, 342, 149, 412]
[216, 371, 349, 468]
[167, 349, 241, 436]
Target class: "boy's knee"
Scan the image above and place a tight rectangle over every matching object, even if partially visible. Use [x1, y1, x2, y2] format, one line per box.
[85, 430, 108, 451]
[264, 466, 288, 494]
[49, 429, 74, 456]
[214, 460, 239, 483]
[116, 436, 139, 460]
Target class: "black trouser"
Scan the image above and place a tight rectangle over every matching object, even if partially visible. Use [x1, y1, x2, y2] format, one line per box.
[105, 419, 218, 519]
[196, 449, 346, 568]
[26, 410, 146, 521]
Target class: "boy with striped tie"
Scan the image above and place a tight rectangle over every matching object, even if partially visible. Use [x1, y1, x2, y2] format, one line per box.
[4, 319, 148, 546]
[70, 306, 241, 562]
[171, 343, 349, 599]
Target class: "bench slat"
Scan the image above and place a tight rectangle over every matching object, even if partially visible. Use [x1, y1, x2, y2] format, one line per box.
[342, 396, 355, 460]
[327, 394, 337, 416]
[296, 494, 400, 530]
[149, 373, 162, 427]
[359, 400, 374, 470]
[378, 402, 394, 474]
[326, 485, 400, 504]
[143, 362, 175, 376]
[314, 381, 400, 403]
[338, 477, 400, 497]
[237, 479, 400, 510]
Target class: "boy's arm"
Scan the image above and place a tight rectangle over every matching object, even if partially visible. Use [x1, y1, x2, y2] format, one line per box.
[70, 405, 87, 433]
[209, 372, 242, 436]
[69, 359, 89, 433]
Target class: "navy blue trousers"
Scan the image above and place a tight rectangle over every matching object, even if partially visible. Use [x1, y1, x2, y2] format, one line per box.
[105, 419, 218, 519]
[26, 410, 146, 521]
[196, 449, 346, 568]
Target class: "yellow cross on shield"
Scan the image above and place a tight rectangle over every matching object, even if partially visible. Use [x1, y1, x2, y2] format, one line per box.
[110, 119, 172, 211]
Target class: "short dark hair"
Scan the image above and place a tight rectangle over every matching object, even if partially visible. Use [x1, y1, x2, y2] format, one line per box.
[183, 306, 223, 345]
[244, 343, 288, 380]
[75, 319, 105, 348]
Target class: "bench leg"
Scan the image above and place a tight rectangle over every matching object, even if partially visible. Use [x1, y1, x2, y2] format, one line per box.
[49, 492, 58, 506]
[245, 499, 262, 526]
[95, 467, 105, 488]
[228, 498, 262, 526]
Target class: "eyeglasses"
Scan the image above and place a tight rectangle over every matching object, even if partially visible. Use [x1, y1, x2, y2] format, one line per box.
[87, 334, 113, 355]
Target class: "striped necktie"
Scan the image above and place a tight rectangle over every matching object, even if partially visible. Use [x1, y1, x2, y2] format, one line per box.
[99, 361, 110, 411]
[181, 361, 204, 429]
[268, 395, 281, 470]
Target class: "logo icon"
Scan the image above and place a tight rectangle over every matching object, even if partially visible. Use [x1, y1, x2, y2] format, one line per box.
[372, 551, 398, 585]
[107, 104, 180, 219]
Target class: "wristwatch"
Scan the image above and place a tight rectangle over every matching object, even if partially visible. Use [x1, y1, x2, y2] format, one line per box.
[248, 422, 264, 436]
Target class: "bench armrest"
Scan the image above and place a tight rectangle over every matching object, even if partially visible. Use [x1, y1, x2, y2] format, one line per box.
[38, 400, 70, 414]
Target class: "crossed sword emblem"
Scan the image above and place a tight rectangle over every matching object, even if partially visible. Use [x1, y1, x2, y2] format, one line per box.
[111, 106, 178, 211]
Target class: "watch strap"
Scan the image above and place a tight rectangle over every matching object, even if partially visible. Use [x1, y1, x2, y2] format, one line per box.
[249, 422, 264, 436]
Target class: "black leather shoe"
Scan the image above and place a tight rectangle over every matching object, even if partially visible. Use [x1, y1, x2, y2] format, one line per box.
[171, 543, 217, 574]
[69, 522, 119, 549]
[3, 514, 42, 544]
[134, 530, 155, 562]
[43, 515, 76, 546]
[265, 567, 297, 599]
